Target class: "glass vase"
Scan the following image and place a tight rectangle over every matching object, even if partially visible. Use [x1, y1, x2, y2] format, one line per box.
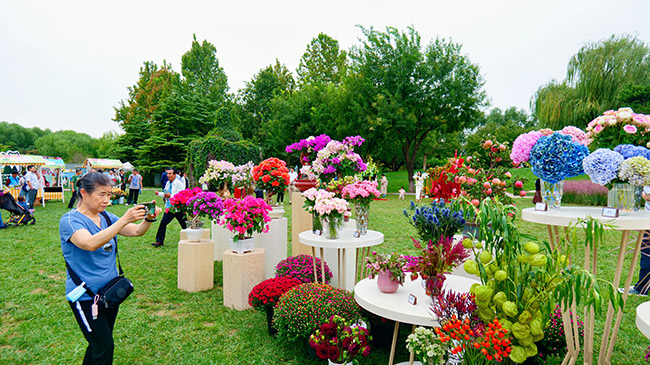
[323, 216, 341, 240]
[312, 211, 323, 234]
[354, 202, 370, 235]
[608, 183, 636, 212]
[541, 180, 564, 209]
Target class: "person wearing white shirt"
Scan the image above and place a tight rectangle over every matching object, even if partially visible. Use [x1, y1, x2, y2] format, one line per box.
[288, 168, 298, 204]
[24, 165, 41, 209]
[151, 168, 187, 247]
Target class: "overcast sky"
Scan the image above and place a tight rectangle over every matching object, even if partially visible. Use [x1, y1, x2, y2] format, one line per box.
[1, 0, 649, 138]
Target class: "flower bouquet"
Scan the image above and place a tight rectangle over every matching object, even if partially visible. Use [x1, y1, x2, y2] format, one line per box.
[232, 162, 255, 198]
[168, 187, 203, 219]
[275, 254, 333, 284]
[199, 160, 236, 196]
[314, 196, 349, 239]
[435, 316, 512, 363]
[252, 157, 290, 205]
[220, 195, 272, 244]
[312, 136, 367, 181]
[407, 236, 469, 297]
[341, 180, 380, 235]
[406, 326, 446, 365]
[403, 200, 466, 242]
[586, 107, 650, 150]
[364, 251, 407, 293]
[324, 176, 358, 198]
[302, 188, 335, 233]
[248, 276, 303, 335]
[309, 315, 372, 364]
[185, 191, 225, 228]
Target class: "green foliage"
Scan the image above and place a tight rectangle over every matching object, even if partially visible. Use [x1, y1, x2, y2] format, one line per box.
[34, 130, 96, 163]
[180, 34, 229, 106]
[297, 33, 347, 86]
[617, 83, 650, 114]
[0, 121, 44, 153]
[465, 107, 535, 155]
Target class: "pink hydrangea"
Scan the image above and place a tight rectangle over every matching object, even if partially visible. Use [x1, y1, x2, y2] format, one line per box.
[559, 126, 590, 146]
[510, 131, 543, 165]
[623, 124, 638, 134]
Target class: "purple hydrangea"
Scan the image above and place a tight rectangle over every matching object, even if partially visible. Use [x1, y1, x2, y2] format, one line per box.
[614, 144, 650, 160]
[582, 148, 624, 186]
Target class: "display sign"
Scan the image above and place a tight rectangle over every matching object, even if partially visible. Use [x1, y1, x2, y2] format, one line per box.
[353, 231, 361, 238]
[314, 230, 322, 236]
[602, 207, 619, 218]
[408, 294, 417, 305]
[535, 202, 548, 211]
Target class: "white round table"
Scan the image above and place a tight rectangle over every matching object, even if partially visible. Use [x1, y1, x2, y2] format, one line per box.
[522, 207, 650, 364]
[298, 228, 383, 290]
[636, 301, 650, 339]
[355, 275, 479, 365]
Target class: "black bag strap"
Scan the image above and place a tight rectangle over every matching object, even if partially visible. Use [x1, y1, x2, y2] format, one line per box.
[99, 211, 124, 276]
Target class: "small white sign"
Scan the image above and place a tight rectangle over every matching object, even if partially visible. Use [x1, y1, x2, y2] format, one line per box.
[535, 202, 548, 211]
[353, 231, 361, 238]
[602, 207, 619, 218]
[421, 279, 426, 289]
[314, 230, 322, 236]
[408, 294, 417, 305]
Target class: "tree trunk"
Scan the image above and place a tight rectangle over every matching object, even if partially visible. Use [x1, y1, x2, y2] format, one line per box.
[422, 154, 427, 170]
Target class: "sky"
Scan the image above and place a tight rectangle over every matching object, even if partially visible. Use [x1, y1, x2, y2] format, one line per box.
[1, 0, 649, 138]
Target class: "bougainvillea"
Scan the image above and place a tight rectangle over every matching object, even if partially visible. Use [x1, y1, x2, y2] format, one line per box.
[220, 195, 272, 240]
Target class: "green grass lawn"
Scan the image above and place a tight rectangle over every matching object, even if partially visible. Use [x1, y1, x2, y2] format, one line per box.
[0, 190, 647, 363]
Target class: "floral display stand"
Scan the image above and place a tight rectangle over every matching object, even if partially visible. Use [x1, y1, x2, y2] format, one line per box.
[291, 192, 314, 256]
[636, 301, 650, 339]
[252, 217, 288, 279]
[180, 228, 210, 241]
[222, 248, 265, 310]
[298, 228, 383, 291]
[212, 221, 231, 261]
[177, 238, 214, 292]
[354, 275, 479, 365]
[522, 207, 650, 364]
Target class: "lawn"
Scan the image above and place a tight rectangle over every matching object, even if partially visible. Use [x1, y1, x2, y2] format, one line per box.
[0, 186, 647, 364]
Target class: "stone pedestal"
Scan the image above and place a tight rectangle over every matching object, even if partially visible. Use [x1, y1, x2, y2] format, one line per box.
[177, 239, 214, 292]
[253, 217, 288, 279]
[212, 221, 231, 261]
[180, 228, 210, 241]
[223, 248, 265, 310]
[291, 192, 312, 256]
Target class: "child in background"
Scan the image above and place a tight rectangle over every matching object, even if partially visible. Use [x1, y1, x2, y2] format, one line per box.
[17, 195, 28, 211]
[398, 187, 406, 200]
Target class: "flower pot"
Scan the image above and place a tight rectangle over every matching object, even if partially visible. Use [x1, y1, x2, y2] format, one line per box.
[219, 182, 231, 199]
[328, 359, 352, 365]
[183, 228, 204, 242]
[229, 237, 255, 254]
[354, 202, 370, 235]
[323, 216, 342, 240]
[377, 269, 400, 293]
[265, 307, 277, 336]
[118, 197, 125, 204]
[541, 180, 564, 209]
[294, 179, 319, 192]
[269, 205, 285, 219]
[608, 183, 637, 212]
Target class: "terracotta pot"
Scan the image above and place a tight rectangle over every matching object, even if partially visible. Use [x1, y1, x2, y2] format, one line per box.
[294, 179, 318, 192]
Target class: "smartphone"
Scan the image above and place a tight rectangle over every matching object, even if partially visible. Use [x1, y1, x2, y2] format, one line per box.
[141, 201, 156, 215]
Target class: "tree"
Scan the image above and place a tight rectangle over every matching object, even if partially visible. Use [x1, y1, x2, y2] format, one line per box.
[533, 35, 650, 129]
[34, 130, 96, 163]
[465, 107, 534, 155]
[0, 122, 41, 153]
[617, 83, 650, 114]
[297, 33, 347, 86]
[180, 34, 229, 106]
[348, 26, 486, 191]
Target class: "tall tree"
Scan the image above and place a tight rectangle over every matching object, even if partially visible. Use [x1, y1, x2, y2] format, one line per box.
[181, 34, 229, 106]
[34, 130, 96, 163]
[348, 26, 486, 191]
[0, 122, 42, 153]
[465, 107, 534, 155]
[617, 83, 650, 114]
[297, 33, 347, 86]
[533, 35, 650, 129]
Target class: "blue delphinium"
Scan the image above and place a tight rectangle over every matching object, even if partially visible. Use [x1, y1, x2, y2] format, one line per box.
[529, 132, 590, 184]
[404, 200, 465, 242]
[614, 144, 650, 160]
[582, 148, 624, 186]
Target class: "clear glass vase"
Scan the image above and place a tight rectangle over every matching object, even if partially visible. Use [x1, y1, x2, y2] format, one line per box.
[608, 183, 636, 212]
[323, 216, 341, 239]
[541, 180, 564, 209]
[312, 211, 323, 234]
[355, 202, 370, 235]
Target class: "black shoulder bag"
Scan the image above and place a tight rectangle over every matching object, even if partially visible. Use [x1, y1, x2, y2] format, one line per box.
[65, 211, 134, 308]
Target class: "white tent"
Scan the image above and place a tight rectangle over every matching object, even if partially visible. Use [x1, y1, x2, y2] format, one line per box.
[122, 162, 134, 171]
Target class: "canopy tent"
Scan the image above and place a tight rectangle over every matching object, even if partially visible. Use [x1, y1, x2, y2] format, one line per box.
[44, 157, 65, 169]
[41, 157, 66, 190]
[122, 161, 134, 170]
[82, 158, 123, 169]
[0, 154, 47, 167]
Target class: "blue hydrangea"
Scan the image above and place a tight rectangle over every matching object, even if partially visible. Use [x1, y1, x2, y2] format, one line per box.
[582, 149, 624, 185]
[529, 132, 590, 184]
[614, 144, 650, 160]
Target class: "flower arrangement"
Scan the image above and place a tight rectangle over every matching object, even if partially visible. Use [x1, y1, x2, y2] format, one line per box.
[220, 195, 272, 241]
[275, 254, 333, 284]
[535, 305, 584, 364]
[185, 191, 225, 228]
[231, 162, 255, 188]
[309, 315, 372, 363]
[429, 156, 464, 201]
[403, 200, 466, 242]
[110, 190, 126, 200]
[586, 107, 650, 149]
[273, 283, 361, 342]
[364, 251, 408, 285]
[529, 132, 589, 183]
[252, 157, 290, 202]
[407, 236, 469, 296]
[618, 156, 650, 186]
[313, 195, 349, 218]
[615, 144, 650, 160]
[406, 326, 446, 365]
[168, 187, 203, 215]
[435, 316, 512, 363]
[582, 148, 625, 187]
[298, 164, 319, 180]
[323, 176, 358, 198]
[199, 160, 236, 191]
[511, 131, 543, 165]
[248, 276, 303, 313]
[301, 188, 334, 213]
[431, 290, 480, 326]
[341, 180, 380, 205]
[285, 134, 332, 165]
[312, 136, 367, 181]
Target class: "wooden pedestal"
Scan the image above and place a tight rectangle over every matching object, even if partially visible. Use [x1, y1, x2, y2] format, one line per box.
[223, 248, 265, 310]
[177, 239, 214, 292]
[291, 192, 313, 256]
[180, 228, 210, 241]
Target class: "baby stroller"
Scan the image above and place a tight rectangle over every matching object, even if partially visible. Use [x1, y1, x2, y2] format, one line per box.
[0, 193, 35, 226]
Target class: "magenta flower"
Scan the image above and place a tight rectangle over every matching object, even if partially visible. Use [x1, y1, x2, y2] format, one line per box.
[623, 124, 638, 134]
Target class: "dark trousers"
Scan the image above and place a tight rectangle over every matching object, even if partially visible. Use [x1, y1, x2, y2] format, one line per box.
[126, 189, 140, 205]
[68, 190, 78, 209]
[27, 189, 38, 208]
[68, 300, 119, 365]
[276, 190, 284, 204]
[635, 231, 650, 294]
[155, 211, 187, 244]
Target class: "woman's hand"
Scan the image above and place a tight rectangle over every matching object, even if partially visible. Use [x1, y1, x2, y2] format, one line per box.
[146, 206, 163, 220]
[643, 192, 650, 202]
[122, 205, 147, 224]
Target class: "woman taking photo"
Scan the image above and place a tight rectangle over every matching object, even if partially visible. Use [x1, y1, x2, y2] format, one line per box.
[59, 172, 161, 364]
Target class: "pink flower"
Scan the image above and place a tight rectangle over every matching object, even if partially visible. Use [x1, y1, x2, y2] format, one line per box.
[623, 124, 637, 134]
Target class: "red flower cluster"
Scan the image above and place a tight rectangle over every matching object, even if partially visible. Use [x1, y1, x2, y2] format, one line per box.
[168, 187, 203, 215]
[472, 318, 511, 362]
[252, 157, 290, 194]
[248, 277, 303, 312]
[435, 316, 511, 363]
[309, 315, 371, 363]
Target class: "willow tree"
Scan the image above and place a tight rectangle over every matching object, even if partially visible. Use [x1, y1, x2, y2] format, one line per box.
[533, 34, 650, 129]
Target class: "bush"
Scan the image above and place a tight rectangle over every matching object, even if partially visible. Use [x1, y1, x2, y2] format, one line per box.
[275, 254, 333, 284]
[562, 180, 607, 206]
[248, 277, 303, 313]
[273, 283, 361, 342]
[534, 305, 583, 364]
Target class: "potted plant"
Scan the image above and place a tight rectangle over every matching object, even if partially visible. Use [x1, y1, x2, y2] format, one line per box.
[184, 190, 225, 241]
[311, 136, 367, 182]
[342, 180, 380, 235]
[434, 316, 512, 363]
[275, 254, 333, 284]
[309, 315, 372, 365]
[273, 283, 361, 343]
[232, 161, 255, 198]
[220, 195, 272, 253]
[286, 134, 332, 191]
[364, 251, 407, 293]
[252, 157, 290, 216]
[198, 160, 236, 197]
[248, 276, 303, 336]
[168, 187, 204, 240]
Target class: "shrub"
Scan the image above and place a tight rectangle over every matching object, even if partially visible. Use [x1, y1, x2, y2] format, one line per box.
[273, 283, 361, 342]
[562, 180, 607, 206]
[248, 277, 303, 313]
[534, 305, 583, 364]
[275, 254, 333, 284]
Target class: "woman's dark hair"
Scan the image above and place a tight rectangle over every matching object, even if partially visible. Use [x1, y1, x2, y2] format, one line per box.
[77, 172, 112, 198]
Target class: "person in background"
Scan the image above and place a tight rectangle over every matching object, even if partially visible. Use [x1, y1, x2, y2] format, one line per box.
[152, 168, 187, 247]
[17, 195, 29, 211]
[126, 169, 143, 205]
[532, 178, 543, 204]
[0, 189, 6, 229]
[24, 165, 40, 209]
[59, 172, 161, 364]
[182, 172, 189, 190]
[118, 169, 126, 191]
[160, 168, 169, 191]
[398, 186, 406, 200]
[18, 170, 28, 199]
[287, 168, 298, 204]
[68, 169, 83, 209]
[380, 174, 388, 198]
[7, 170, 20, 187]
[629, 187, 650, 296]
